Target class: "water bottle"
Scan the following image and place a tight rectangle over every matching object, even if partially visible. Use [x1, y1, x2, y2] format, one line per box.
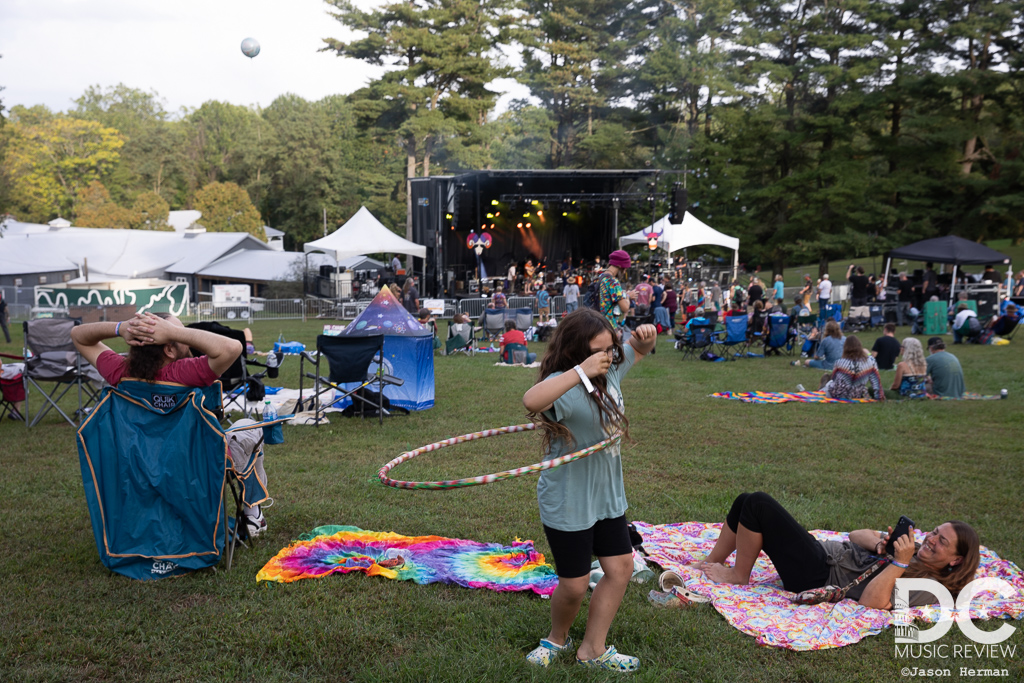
[1000, 389, 1008, 399]
[263, 400, 277, 422]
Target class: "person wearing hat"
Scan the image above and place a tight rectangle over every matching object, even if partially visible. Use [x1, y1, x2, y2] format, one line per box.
[925, 337, 964, 398]
[597, 250, 632, 331]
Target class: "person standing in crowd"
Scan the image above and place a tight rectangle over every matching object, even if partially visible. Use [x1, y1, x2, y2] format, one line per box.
[799, 274, 814, 309]
[772, 274, 785, 307]
[538, 285, 552, 323]
[920, 262, 939, 301]
[402, 277, 420, 315]
[506, 262, 517, 293]
[650, 277, 669, 330]
[0, 290, 10, 343]
[896, 272, 914, 326]
[816, 274, 832, 310]
[563, 278, 580, 314]
[747, 277, 764, 307]
[524, 259, 536, 294]
[710, 280, 723, 313]
[926, 338, 965, 398]
[870, 323, 902, 370]
[596, 250, 632, 333]
[662, 277, 678, 330]
[391, 254, 402, 273]
[492, 286, 507, 310]
[633, 275, 654, 316]
[847, 265, 870, 308]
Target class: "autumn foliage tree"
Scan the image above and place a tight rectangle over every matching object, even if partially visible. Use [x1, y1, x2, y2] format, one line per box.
[193, 181, 264, 239]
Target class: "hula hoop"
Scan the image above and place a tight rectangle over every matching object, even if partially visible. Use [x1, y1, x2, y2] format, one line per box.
[378, 423, 621, 490]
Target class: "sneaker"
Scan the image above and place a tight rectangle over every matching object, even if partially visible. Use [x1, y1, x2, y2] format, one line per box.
[526, 636, 573, 667]
[576, 645, 639, 673]
[244, 506, 266, 538]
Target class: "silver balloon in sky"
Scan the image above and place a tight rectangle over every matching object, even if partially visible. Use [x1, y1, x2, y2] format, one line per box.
[241, 38, 261, 59]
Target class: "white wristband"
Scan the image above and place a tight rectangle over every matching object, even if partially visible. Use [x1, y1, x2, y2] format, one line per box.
[573, 365, 595, 394]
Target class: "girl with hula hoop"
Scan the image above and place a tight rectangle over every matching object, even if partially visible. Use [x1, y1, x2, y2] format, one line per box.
[522, 308, 657, 673]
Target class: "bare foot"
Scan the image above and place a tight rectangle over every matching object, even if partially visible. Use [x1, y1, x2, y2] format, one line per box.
[696, 561, 750, 585]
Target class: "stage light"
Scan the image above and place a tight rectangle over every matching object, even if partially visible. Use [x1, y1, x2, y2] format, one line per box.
[531, 200, 539, 206]
[517, 222, 523, 229]
[486, 213, 494, 218]
[491, 199, 499, 206]
[562, 212, 568, 217]
[494, 211, 500, 217]
[445, 213, 453, 220]
[451, 225, 455, 230]
[481, 224, 486, 229]
[490, 224, 495, 229]
[523, 213, 530, 218]
[536, 210, 544, 219]
[526, 222, 532, 229]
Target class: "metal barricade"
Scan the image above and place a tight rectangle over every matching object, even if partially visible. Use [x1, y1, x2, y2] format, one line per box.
[508, 296, 538, 313]
[339, 301, 371, 320]
[457, 298, 489, 318]
[550, 295, 566, 316]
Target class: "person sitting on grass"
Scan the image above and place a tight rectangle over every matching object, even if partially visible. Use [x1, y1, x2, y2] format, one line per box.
[822, 336, 884, 400]
[981, 303, 1019, 343]
[926, 337, 965, 398]
[889, 337, 929, 399]
[695, 492, 980, 609]
[870, 323, 902, 370]
[794, 320, 844, 370]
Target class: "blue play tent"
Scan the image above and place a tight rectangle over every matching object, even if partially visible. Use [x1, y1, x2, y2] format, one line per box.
[334, 287, 434, 411]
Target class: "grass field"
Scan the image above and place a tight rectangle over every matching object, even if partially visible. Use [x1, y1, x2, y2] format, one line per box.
[2, 319, 1022, 682]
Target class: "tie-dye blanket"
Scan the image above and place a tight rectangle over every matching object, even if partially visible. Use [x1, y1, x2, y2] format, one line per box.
[256, 525, 558, 596]
[634, 521, 1024, 651]
[710, 390, 1000, 404]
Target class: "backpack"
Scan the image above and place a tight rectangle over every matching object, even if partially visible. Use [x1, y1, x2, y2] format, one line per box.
[584, 274, 608, 311]
[966, 315, 982, 336]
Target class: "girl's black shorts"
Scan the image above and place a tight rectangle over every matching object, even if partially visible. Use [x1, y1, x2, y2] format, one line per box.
[542, 515, 633, 579]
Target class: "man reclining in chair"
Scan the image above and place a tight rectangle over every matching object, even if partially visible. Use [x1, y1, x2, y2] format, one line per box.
[71, 313, 273, 537]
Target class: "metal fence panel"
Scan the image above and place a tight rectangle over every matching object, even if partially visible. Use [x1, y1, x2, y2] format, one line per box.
[457, 298, 489, 318]
[550, 295, 566, 315]
[507, 296, 538, 313]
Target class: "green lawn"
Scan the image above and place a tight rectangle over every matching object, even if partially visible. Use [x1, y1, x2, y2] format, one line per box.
[2, 320, 1022, 681]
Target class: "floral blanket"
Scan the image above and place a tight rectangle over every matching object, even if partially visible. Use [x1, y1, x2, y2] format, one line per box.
[634, 521, 1024, 651]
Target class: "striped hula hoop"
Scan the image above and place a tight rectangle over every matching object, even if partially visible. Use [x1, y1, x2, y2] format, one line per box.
[378, 423, 621, 491]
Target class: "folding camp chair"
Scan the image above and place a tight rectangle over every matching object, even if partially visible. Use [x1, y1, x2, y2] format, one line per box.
[869, 304, 885, 328]
[23, 318, 104, 428]
[679, 324, 719, 360]
[509, 307, 534, 332]
[1, 352, 26, 422]
[763, 314, 794, 356]
[186, 322, 281, 420]
[444, 322, 476, 356]
[716, 315, 750, 360]
[818, 304, 844, 327]
[297, 334, 405, 426]
[480, 310, 506, 341]
[76, 379, 284, 579]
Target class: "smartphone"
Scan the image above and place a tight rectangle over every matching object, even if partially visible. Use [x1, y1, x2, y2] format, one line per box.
[885, 515, 915, 556]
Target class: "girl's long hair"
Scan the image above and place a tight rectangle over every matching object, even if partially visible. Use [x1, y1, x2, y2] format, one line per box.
[842, 334, 865, 361]
[904, 521, 980, 599]
[901, 338, 927, 373]
[125, 313, 176, 381]
[530, 308, 630, 453]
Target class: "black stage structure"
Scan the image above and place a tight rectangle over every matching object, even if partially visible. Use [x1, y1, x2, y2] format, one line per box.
[410, 169, 668, 297]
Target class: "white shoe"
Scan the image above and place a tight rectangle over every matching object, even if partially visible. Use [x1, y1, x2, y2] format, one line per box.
[244, 507, 267, 538]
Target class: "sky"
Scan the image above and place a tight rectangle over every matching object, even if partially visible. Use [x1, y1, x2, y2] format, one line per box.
[0, 0, 526, 117]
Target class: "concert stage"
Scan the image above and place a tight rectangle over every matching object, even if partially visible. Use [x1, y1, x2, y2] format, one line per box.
[410, 169, 666, 297]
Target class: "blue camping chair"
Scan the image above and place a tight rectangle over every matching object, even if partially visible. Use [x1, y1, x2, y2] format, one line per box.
[716, 315, 749, 360]
[763, 314, 793, 356]
[678, 324, 718, 360]
[869, 304, 885, 328]
[76, 380, 285, 580]
[819, 303, 844, 326]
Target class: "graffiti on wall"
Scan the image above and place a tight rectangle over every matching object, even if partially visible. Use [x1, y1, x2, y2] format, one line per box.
[34, 283, 189, 316]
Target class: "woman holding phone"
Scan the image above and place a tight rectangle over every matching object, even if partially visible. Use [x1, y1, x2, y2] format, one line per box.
[694, 492, 980, 609]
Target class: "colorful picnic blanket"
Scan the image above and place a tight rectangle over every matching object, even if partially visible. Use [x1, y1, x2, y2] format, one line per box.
[710, 390, 874, 404]
[710, 390, 1001, 404]
[256, 525, 558, 596]
[634, 521, 1024, 651]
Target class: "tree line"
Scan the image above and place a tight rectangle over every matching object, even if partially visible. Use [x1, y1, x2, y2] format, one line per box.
[0, 0, 1021, 268]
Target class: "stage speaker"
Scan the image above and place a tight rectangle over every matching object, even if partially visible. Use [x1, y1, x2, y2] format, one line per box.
[669, 187, 688, 223]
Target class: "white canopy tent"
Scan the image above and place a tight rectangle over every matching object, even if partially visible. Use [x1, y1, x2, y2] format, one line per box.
[303, 206, 426, 261]
[619, 212, 740, 279]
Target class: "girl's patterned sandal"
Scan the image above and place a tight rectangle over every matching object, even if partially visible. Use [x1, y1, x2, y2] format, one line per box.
[526, 636, 573, 667]
[576, 645, 640, 672]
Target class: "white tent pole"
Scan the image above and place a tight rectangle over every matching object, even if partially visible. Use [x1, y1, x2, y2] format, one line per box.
[883, 257, 892, 289]
[732, 249, 739, 282]
[949, 264, 958, 304]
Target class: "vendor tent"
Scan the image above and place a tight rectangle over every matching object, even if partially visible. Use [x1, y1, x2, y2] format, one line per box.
[303, 206, 426, 262]
[884, 236, 1012, 302]
[334, 287, 434, 411]
[619, 212, 740, 278]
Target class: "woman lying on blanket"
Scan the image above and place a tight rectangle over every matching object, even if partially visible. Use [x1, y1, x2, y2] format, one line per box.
[695, 492, 980, 609]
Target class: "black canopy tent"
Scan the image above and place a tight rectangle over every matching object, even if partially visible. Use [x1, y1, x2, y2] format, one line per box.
[884, 235, 1012, 303]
